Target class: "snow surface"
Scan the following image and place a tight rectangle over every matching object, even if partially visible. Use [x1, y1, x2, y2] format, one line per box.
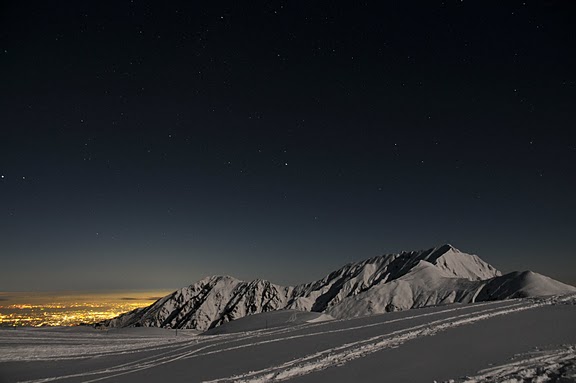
[203, 310, 334, 335]
[442, 345, 576, 382]
[0, 326, 196, 363]
[98, 244, 575, 331]
[2, 294, 576, 383]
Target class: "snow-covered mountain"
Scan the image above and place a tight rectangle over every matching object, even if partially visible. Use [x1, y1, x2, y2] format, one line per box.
[98, 244, 576, 331]
[101, 276, 292, 330]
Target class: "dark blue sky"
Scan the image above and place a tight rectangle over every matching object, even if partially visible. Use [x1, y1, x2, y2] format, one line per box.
[1, 1, 575, 291]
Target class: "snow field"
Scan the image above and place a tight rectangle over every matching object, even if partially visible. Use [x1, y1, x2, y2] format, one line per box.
[3, 295, 574, 383]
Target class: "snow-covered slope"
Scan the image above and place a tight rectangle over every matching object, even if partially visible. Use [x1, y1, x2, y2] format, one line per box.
[12, 296, 576, 383]
[286, 244, 500, 313]
[103, 276, 292, 331]
[203, 310, 333, 335]
[326, 263, 576, 319]
[97, 244, 576, 330]
[475, 270, 576, 300]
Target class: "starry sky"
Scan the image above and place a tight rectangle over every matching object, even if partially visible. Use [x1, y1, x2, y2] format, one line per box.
[1, 1, 575, 292]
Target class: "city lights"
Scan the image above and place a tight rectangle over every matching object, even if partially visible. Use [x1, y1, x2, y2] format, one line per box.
[0, 291, 169, 327]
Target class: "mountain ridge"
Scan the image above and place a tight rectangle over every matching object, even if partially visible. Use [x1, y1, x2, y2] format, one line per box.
[97, 244, 575, 331]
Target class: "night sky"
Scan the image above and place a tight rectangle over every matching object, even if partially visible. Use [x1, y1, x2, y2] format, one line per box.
[1, 1, 575, 292]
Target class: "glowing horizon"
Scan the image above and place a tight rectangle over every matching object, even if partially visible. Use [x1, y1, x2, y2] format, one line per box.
[0, 290, 173, 327]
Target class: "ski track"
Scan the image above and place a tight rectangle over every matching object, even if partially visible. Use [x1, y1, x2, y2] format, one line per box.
[203, 296, 575, 383]
[186, 300, 521, 360]
[441, 345, 576, 382]
[0, 337, 193, 363]
[11, 296, 573, 383]
[201, 304, 531, 383]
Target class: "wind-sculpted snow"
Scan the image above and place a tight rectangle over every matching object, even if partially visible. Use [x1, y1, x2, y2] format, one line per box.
[97, 244, 575, 331]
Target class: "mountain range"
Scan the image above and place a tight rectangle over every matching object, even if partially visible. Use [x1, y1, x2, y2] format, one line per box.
[98, 244, 576, 331]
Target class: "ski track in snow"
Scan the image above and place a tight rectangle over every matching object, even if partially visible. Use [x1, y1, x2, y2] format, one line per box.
[9, 296, 575, 383]
[201, 302, 541, 383]
[10, 320, 336, 383]
[0, 335, 193, 363]
[441, 345, 576, 383]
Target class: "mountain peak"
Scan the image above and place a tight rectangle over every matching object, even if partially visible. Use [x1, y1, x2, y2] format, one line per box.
[427, 245, 501, 281]
[435, 243, 460, 253]
[198, 275, 240, 284]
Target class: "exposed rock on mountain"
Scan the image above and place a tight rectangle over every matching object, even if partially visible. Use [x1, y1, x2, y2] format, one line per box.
[102, 276, 292, 330]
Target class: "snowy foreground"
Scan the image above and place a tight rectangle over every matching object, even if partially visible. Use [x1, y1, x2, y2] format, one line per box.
[1, 295, 575, 383]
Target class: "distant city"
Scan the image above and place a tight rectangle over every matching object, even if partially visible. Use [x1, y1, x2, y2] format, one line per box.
[0, 291, 170, 327]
